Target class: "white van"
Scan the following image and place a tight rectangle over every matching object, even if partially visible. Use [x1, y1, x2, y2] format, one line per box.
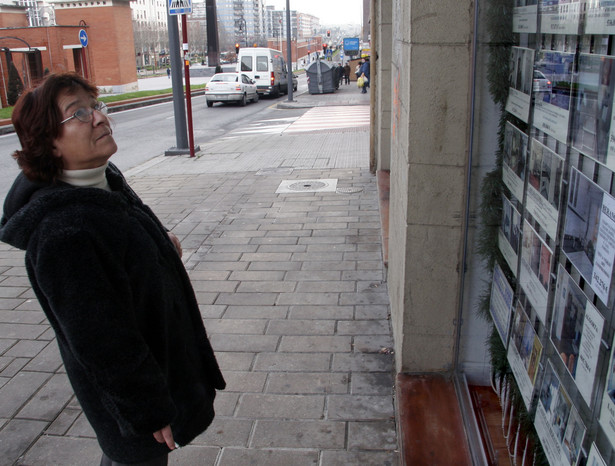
[237, 47, 289, 97]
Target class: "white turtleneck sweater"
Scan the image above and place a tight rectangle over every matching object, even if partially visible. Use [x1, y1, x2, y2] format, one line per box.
[58, 162, 111, 191]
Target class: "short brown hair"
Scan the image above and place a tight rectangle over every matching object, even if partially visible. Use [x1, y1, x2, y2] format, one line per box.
[11, 72, 99, 183]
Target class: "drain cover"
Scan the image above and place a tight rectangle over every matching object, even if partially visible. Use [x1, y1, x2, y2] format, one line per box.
[288, 181, 327, 191]
[276, 179, 338, 193]
[336, 187, 363, 194]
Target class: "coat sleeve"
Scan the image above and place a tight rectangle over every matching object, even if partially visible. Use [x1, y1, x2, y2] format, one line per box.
[29, 226, 178, 437]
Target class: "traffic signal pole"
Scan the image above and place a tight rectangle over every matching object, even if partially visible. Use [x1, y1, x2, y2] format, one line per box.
[182, 13, 196, 158]
[285, 0, 293, 102]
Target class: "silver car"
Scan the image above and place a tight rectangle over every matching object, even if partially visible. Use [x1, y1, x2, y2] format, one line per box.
[206, 73, 259, 107]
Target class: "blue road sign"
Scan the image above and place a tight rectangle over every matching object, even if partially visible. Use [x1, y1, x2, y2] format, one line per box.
[168, 0, 192, 15]
[79, 29, 88, 47]
[343, 38, 360, 54]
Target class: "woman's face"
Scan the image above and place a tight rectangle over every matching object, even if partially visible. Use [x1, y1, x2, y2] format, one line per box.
[52, 87, 117, 170]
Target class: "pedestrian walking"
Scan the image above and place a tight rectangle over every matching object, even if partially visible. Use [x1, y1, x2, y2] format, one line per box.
[0, 72, 225, 466]
[360, 58, 370, 94]
[166, 67, 171, 78]
[337, 63, 345, 87]
[344, 63, 351, 85]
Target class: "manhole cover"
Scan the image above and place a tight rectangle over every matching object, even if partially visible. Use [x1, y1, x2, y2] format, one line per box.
[288, 181, 328, 191]
[336, 187, 363, 194]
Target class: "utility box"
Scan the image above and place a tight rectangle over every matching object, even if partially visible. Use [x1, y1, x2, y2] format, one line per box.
[306, 60, 336, 94]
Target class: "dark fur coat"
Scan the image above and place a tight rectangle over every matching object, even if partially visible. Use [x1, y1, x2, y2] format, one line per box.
[0, 163, 225, 463]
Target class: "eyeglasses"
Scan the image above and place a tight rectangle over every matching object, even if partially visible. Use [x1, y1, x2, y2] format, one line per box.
[60, 101, 108, 125]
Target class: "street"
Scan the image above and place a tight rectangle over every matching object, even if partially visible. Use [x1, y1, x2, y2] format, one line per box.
[0, 78, 308, 200]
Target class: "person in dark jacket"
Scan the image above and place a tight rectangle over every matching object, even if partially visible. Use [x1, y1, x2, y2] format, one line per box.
[0, 73, 225, 466]
[359, 58, 370, 94]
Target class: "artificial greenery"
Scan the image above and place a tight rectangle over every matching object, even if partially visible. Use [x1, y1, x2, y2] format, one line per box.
[7, 62, 24, 106]
[477, 0, 547, 463]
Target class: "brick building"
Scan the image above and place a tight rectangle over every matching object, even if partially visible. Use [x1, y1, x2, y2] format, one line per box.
[0, 0, 137, 108]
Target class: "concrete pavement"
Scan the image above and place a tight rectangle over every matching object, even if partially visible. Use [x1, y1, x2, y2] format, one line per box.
[0, 83, 393, 465]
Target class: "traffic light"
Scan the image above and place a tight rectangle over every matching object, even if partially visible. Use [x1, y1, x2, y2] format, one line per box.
[327, 30, 330, 37]
[322, 43, 327, 52]
[235, 43, 240, 54]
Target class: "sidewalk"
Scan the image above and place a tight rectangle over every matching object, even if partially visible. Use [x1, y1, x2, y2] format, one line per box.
[0, 86, 394, 465]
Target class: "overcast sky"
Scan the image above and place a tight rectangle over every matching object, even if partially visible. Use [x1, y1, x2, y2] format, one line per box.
[264, 0, 363, 25]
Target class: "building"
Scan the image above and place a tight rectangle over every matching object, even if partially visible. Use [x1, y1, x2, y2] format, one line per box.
[130, 0, 168, 68]
[216, 0, 265, 49]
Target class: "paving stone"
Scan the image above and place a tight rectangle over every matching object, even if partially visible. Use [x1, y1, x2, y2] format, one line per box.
[188, 270, 231, 280]
[220, 371, 267, 393]
[191, 280, 239, 292]
[228, 270, 286, 281]
[339, 291, 390, 306]
[284, 270, 341, 281]
[4, 339, 49, 358]
[215, 292, 278, 306]
[20, 434, 101, 465]
[249, 236, 299, 246]
[0, 339, 16, 355]
[192, 417, 253, 447]
[278, 335, 351, 352]
[210, 334, 279, 352]
[288, 305, 354, 320]
[66, 412, 96, 437]
[193, 261, 249, 271]
[256, 244, 306, 253]
[214, 392, 240, 417]
[0, 418, 49, 466]
[332, 353, 394, 373]
[0, 357, 29, 378]
[267, 320, 335, 336]
[295, 281, 356, 292]
[223, 305, 289, 320]
[168, 445, 221, 464]
[251, 420, 346, 449]
[276, 292, 339, 306]
[327, 395, 395, 421]
[355, 304, 390, 320]
[236, 281, 297, 293]
[300, 261, 356, 271]
[353, 335, 395, 353]
[17, 373, 74, 421]
[347, 421, 398, 450]
[0, 298, 27, 311]
[0, 310, 45, 324]
[351, 372, 395, 395]
[45, 407, 81, 436]
[320, 450, 398, 465]
[199, 304, 227, 319]
[337, 320, 392, 335]
[266, 372, 349, 394]
[214, 352, 255, 371]
[253, 353, 331, 372]
[218, 447, 319, 466]
[0, 323, 48, 340]
[204, 319, 267, 335]
[236, 394, 325, 419]
[246, 261, 303, 271]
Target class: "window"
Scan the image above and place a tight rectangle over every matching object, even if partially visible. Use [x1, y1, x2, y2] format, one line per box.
[256, 56, 268, 72]
[241, 56, 252, 72]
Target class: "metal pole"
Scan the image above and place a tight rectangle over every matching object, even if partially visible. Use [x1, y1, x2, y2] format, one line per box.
[182, 14, 196, 158]
[165, 13, 189, 155]
[285, 0, 293, 101]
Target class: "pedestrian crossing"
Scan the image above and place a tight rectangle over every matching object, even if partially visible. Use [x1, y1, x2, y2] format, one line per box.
[223, 105, 370, 139]
[284, 105, 370, 133]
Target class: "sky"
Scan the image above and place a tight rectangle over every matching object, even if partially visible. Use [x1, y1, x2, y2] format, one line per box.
[264, 0, 363, 26]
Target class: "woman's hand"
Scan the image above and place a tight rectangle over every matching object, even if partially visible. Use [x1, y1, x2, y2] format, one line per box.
[153, 425, 176, 450]
[167, 232, 182, 257]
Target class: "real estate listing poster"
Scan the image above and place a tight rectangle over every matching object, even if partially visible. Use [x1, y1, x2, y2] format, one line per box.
[499, 195, 522, 276]
[599, 333, 615, 449]
[490, 263, 514, 345]
[585, 0, 615, 35]
[520, 220, 553, 322]
[586, 443, 607, 466]
[535, 361, 586, 466]
[551, 265, 605, 407]
[506, 47, 534, 123]
[533, 50, 575, 143]
[563, 167, 615, 305]
[526, 138, 564, 239]
[507, 299, 543, 408]
[513, 0, 538, 33]
[503, 122, 528, 201]
[539, 0, 583, 35]
[571, 54, 615, 171]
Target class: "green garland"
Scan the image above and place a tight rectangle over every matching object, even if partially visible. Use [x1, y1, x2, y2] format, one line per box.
[477, 0, 547, 463]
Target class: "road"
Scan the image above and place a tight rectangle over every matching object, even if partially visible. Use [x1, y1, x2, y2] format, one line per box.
[0, 78, 307, 200]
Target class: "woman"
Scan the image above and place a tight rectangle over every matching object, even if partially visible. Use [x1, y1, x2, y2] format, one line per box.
[0, 73, 225, 465]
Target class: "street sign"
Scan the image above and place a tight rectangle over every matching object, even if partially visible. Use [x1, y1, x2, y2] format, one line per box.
[343, 37, 360, 55]
[79, 29, 88, 47]
[168, 0, 191, 15]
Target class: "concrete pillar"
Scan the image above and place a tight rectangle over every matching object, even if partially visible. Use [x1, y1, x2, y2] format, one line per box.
[388, 0, 474, 373]
[374, 0, 393, 171]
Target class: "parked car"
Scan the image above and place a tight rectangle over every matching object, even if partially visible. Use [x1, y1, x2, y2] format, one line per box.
[532, 70, 552, 93]
[237, 47, 290, 96]
[205, 72, 259, 107]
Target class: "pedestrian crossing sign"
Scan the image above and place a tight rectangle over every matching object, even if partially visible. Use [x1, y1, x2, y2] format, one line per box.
[168, 0, 191, 15]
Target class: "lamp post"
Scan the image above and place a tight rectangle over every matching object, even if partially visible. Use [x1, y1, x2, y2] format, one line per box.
[285, 0, 293, 101]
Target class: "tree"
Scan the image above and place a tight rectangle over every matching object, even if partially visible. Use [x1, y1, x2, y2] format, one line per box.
[7, 61, 24, 106]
